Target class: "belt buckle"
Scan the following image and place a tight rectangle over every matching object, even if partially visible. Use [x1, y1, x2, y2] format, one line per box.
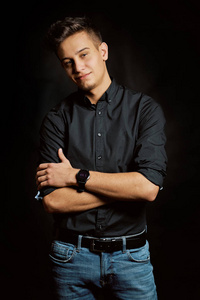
[90, 239, 107, 252]
[90, 239, 102, 252]
[90, 238, 117, 253]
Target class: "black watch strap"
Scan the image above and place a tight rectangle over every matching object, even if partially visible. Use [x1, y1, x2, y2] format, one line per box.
[77, 182, 86, 193]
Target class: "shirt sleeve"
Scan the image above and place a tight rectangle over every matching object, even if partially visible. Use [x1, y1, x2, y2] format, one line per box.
[133, 96, 167, 188]
[38, 106, 66, 198]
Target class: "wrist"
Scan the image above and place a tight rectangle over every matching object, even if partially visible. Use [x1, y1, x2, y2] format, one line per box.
[69, 168, 79, 186]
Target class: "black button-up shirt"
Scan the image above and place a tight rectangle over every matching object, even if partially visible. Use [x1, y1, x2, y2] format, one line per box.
[38, 79, 167, 237]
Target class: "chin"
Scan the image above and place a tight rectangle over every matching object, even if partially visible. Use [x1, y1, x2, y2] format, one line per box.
[78, 82, 97, 92]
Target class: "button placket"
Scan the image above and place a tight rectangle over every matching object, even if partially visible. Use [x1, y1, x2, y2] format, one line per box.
[95, 104, 104, 171]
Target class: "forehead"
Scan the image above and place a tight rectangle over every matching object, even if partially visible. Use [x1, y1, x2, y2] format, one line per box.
[57, 31, 97, 60]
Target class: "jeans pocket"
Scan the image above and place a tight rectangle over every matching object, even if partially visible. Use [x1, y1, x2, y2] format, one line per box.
[49, 240, 76, 263]
[127, 241, 150, 263]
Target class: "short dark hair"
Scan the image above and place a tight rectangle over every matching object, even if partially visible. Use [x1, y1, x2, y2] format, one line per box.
[45, 16, 103, 53]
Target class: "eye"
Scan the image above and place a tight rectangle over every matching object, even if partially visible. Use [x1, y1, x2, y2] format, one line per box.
[81, 52, 88, 58]
[63, 59, 73, 68]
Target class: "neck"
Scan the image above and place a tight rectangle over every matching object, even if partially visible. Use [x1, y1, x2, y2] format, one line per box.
[85, 71, 111, 104]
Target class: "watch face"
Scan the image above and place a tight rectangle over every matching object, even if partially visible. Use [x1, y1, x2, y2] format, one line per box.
[78, 170, 90, 181]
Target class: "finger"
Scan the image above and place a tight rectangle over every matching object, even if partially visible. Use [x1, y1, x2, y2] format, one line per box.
[36, 171, 45, 182]
[36, 175, 49, 189]
[36, 174, 47, 185]
[37, 180, 48, 190]
[36, 169, 47, 178]
[36, 163, 48, 171]
[58, 148, 67, 162]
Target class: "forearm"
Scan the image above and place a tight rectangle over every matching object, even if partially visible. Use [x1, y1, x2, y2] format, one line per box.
[36, 149, 159, 204]
[85, 171, 159, 202]
[42, 186, 111, 214]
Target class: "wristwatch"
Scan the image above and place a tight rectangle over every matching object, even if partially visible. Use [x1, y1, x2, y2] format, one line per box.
[76, 169, 90, 192]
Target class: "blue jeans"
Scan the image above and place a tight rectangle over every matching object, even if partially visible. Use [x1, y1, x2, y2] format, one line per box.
[49, 238, 157, 300]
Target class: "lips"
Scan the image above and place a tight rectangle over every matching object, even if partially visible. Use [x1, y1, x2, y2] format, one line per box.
[76, 72, 91, 80]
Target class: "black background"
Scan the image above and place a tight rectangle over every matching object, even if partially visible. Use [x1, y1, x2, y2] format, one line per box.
[2, 0, 200, 299]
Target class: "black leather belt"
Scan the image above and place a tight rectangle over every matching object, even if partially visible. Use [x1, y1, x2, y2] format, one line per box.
[56, 231, 146, 253]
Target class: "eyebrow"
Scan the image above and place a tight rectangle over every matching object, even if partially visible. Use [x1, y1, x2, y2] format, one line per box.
[61, 47, 90, 62]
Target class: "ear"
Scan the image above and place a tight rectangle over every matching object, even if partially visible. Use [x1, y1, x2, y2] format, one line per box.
[99, 42, 108, 61]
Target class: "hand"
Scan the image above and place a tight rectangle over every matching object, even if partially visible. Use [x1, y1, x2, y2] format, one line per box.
[36, 148, 78, 190]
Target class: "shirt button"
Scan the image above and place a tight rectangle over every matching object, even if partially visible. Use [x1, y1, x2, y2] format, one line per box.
[98, 111, 102, 115]
[97, 133, 102, 137]
[97, 155, 102, 160]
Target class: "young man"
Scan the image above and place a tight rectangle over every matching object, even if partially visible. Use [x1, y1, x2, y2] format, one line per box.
[36, 16, 167, 299]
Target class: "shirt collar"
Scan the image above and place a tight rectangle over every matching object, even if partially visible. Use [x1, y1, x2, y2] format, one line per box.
[78, 78, 118, 108]
[102, 77, 118, 104]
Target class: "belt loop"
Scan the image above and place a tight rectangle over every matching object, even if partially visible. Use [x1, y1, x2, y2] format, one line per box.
[122, 236, 126, 253]
[77, 235, 82, 252]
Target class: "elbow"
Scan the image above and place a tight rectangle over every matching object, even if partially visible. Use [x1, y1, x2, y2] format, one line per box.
[131, 182, 159, 202]
[145, 185, 159, 202]
[132, 173, 159, 202]
[129, 186, 158, 202]
[42, 194, 56, 213]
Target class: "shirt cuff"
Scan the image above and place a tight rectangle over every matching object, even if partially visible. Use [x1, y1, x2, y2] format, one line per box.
[35, 191, 43, 202]
[137, 168, 166, 190]
[35, 187, 57, 202]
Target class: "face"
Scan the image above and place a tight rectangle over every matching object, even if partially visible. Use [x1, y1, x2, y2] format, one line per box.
[57, 31, 109, 92]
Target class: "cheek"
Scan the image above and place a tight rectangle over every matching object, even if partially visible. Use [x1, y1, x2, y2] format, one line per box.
[88, 53, 102, 67]
[85, 57, 96, 69]
[65, 68, 75, 79]
[89, 57, 104, 75]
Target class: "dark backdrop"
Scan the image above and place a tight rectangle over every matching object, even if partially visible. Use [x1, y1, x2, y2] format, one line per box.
[2, 0, 200, 299]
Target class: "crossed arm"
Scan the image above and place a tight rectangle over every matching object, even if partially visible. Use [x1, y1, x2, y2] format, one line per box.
[36, 149, 159, 214]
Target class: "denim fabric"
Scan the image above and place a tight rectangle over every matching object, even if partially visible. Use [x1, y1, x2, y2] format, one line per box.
[49, 239, 157, 300]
